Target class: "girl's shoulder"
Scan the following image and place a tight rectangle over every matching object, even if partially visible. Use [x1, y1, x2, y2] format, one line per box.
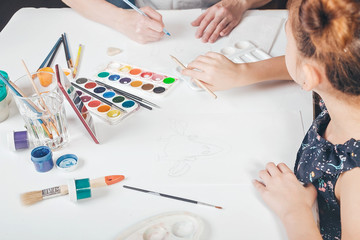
[294, 106, 360, 183]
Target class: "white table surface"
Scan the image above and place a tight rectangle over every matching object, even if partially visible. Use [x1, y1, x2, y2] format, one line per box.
[0, 8, 312, 240]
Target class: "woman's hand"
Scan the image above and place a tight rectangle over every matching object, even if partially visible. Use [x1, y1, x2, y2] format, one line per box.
[119, 7, 165, 44]
[191, 0, 248, 43]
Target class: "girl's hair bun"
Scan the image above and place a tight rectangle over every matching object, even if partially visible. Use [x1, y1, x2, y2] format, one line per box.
[299, 0, 359, 53]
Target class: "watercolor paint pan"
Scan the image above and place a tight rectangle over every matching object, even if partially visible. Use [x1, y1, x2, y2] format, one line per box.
[72, 78, 140, 125]
[174, 41, 272, 91]
[76, 92, 125, 125]
[95, 62, 179, 97]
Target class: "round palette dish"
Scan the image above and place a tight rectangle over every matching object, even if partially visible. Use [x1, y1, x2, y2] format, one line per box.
[56, 154, 78, 172]
[116, 212, 205, 240]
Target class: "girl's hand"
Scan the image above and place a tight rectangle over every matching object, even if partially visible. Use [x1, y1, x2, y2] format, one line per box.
[253, 162, 317, 222]
[181, 52, 251, 91]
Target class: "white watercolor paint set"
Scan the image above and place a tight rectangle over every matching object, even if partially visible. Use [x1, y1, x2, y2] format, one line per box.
[94, 62, 179, 97]
[71, 78, 140, 125]
[116, 212, 205, 240]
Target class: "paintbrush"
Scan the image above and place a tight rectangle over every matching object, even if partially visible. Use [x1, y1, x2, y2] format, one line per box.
[71, 82, 127, 112]
[95, 80, 156, 110]
[122, 0, 171, 36]
[0, 72, 53, 138]
[8, 80, 54, 138]
[170, 55, 217, 99]
[22, 60, 60, 136]
[62, 33, 73, 68]
[123, 185, 223, 209]
[21, 175, 125, 206]
[64, 33, 73, 68]
[94, 80, 159, 108]
[61, 34, 71, 68]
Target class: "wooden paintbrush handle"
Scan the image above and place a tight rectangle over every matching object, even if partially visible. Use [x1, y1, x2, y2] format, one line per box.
[90, 175, 125, 188]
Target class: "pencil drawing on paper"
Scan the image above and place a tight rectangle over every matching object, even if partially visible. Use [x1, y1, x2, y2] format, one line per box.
[157, 120, 228, 177]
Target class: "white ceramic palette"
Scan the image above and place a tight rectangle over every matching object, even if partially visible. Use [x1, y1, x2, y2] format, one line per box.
[174, 41, 272, 91]
[71, 78, 140, 125]
[220, 40, 272, 63]
[116, 212, 205, 240]
[95, 62, 179, 97]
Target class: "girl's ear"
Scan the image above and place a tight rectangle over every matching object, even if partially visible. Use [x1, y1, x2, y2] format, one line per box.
[302, 63, 322, 91]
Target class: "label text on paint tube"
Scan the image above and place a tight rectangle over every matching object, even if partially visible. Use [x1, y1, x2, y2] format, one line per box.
[42, 186, 62, 199]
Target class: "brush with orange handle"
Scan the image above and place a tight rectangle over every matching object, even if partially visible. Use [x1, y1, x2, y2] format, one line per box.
[21, 175, 125, 206]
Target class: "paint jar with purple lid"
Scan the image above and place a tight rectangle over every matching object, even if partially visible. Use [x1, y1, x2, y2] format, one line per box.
[7, 130, 31, 151]
[30, 146, 54, 172]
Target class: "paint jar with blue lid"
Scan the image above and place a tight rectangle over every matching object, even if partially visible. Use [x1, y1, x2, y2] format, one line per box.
[7, 130, 32, 151]
[0, 81, 9, 122]
[30, 146, 54, 172]
[56, 154, 78, 172]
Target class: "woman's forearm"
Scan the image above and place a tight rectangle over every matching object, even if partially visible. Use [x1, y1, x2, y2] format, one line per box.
[62, 0, 126, 31]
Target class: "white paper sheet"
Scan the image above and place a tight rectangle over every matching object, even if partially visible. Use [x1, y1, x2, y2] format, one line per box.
[114, 111, 304, 187]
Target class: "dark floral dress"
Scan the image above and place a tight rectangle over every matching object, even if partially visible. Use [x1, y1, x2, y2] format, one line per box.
[294, 104, 360, 240]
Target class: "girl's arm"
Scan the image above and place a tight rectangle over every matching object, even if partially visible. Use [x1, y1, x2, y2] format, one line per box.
[61, 0, 165, 44]
[336, 167, 360, 239]
[181, 54, 292, 91]
[253, 162, 322, 240]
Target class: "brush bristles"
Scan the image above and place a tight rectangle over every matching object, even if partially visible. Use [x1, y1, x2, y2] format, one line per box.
[21, 191, 43, 206]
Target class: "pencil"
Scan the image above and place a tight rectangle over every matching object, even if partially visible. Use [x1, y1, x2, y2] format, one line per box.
[46, 39, 62, 68]
[170, 55, 217, 99]
[38, 37, 62, 70]
[123, 185, 223, 209]
[72, 44, 82, 78]
[122, 0, 171, 36]
[71, 82, 127, 112]
[95, 80, 157, 110]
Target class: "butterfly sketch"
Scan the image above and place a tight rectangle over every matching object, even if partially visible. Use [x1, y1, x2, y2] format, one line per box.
[157, 120, 228, 177]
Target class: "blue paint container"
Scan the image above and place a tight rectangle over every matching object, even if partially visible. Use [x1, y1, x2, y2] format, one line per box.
[30, 146, 54, 172]
[56, 154, 78, 172]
